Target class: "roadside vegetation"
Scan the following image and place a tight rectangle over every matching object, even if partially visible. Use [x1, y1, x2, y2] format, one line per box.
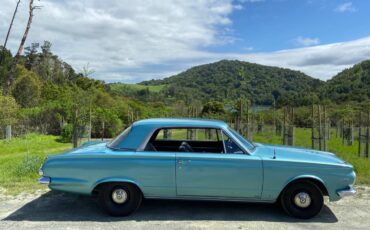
[0, 133, 71, 195]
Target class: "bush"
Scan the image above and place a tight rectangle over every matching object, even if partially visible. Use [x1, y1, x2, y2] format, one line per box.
[14, 154, 43, 177]
[59, 124, 73, 143]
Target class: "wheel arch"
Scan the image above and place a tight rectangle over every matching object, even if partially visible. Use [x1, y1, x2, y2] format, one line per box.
[279, 175, 329, 197]
[91, 178, 144, 196]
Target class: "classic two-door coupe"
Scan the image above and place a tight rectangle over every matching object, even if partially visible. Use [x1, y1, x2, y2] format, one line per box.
[39, 118, 356, 219]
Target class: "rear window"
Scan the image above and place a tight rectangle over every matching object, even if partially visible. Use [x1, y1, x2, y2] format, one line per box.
[107, 126, 132, 149]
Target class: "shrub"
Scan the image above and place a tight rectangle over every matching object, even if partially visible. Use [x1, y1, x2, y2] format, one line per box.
[14, 154, 43, 177]
[60, 124, 73, 143]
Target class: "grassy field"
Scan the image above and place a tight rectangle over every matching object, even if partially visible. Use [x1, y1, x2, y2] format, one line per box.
[0, 134, 71, 195]
[0, 129, 369, 195]
[253, 128, 370, 184]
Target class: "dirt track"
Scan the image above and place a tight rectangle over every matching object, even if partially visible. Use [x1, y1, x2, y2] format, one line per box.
[0, 186, 369, 230]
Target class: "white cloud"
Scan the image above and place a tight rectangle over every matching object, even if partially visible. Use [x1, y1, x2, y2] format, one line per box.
[335, 2, 357, 12]
[294, 36, 320, 47]
[0, 0, 237, 82]
[0, 0, 369, 83]
[236, 36, 370, 81]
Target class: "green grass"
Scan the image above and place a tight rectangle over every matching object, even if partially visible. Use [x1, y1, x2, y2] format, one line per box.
[110, 83, 165, 93]
[253, 128, 370, 184]
[0, 133, 71, 195]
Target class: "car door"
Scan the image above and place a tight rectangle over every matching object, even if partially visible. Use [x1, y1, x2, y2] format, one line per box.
[176, 129, 263, 199]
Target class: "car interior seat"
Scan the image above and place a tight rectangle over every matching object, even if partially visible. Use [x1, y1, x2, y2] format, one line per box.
[179, 141, 194, 152]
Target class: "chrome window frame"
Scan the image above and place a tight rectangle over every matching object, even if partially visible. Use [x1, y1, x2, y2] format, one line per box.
[220, 130, 227, 154]
[137, 125, 251, 155]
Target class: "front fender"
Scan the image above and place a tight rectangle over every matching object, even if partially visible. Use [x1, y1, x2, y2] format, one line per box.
[280, 174, 328, 197]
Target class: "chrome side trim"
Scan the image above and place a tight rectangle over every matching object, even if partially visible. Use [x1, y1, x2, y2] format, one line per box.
[337, 185, 356, 197]
[144, 195, 275, 203]
[38, 176, 50, 184]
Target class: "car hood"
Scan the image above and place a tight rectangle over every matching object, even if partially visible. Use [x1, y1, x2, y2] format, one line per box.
[254, 143, 348, 166]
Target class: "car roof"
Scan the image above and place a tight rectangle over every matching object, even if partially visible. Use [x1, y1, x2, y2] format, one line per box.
[132, 118, 228, 129]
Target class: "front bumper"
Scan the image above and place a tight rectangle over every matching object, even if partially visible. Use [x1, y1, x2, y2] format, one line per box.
[38, 176, 50, 184]
[337, 185, 356, 197]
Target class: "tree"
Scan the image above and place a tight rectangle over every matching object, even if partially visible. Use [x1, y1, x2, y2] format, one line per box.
[0, 95, 19, 140]
[11, 65, 41, 107]
[24, 42, 39, 70]
[0, 48, 13, 89]
[201, 101, 225, 115]
[4, 0, 40, 95]
[82, 63, 95, 78]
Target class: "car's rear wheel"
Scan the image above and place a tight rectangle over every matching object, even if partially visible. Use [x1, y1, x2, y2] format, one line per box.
[280, 181, 323, 219]
[98, 183, 142, 216]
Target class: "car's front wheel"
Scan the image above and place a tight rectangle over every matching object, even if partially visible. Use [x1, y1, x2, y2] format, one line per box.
[98, 183, 142, 216]
[280, 181, 323, 219]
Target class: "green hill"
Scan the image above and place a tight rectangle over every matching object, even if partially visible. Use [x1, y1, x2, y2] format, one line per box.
[321, 60, 370, 103]
[140, 60, 323, 105]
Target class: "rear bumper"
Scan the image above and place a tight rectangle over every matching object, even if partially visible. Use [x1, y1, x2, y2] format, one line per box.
[337, 185, 356, 197]
[38, 176, 50, 185]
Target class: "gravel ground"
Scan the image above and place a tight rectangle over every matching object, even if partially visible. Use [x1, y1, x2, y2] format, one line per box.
[0, 186, 369, 230]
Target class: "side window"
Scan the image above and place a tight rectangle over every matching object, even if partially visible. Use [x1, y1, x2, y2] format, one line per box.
[222, 131, 244, 154]
[144, 128, 223, 153]
[155, 128, 221, 142]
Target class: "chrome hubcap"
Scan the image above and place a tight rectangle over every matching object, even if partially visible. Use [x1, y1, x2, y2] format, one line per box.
[294, 192, 311, 208]
[111, 188, 128, 204]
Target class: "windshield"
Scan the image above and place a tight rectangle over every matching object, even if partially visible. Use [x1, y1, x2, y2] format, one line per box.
[107, 126, 132, 149]
[228, 127, 255, 151]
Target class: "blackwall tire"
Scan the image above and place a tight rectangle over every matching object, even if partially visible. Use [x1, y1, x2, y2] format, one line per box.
[98, 183, 142, 217]
[280, 181, 323, 219]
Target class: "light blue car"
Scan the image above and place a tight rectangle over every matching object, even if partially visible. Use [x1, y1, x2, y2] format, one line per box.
[39, 118, 356, 219]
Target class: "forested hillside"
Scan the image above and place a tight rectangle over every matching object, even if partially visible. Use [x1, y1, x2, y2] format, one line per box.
[141, 60, 323, 105]
[321, 60, 370, 103]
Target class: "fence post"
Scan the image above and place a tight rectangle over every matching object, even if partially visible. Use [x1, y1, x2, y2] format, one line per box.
[318, 105, 322, 150]
[366, 110, 370, 158]
[311, 104, 315, 149]
[323, 106, 327, 151]
[358, 111, 362, 157]
[283, 108, 286, 145]
[5, 125, 11, 141]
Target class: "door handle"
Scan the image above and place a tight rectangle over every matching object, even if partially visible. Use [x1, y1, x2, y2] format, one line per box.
[177, 160, 191, 165]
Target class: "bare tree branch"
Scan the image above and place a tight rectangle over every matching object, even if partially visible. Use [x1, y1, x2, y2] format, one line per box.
[3, 0, 21, 49]
[0, 0, 21, 64]
[16, 0, 41, 57]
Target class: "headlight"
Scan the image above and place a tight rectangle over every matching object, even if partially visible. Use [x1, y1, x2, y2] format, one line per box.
[39, 156, 49, 176]
[38, 167, 44, 176]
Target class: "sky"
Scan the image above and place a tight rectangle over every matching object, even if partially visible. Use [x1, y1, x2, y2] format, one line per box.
[1, 0, 370, 82]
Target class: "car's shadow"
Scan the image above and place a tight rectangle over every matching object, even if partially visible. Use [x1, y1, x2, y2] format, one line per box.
[3, 191, 338, 223]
